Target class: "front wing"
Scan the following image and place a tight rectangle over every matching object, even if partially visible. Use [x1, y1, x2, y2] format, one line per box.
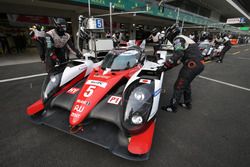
[27, 79, 155, 161]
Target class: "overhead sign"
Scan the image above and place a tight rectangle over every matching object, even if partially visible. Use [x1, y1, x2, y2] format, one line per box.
[7, 14, 53, 26]
[226, 17, 246, 24]
[86, 18, 104, 30]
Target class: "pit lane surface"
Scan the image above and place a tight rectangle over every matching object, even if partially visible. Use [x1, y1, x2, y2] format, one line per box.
[0, 45, 249, 167]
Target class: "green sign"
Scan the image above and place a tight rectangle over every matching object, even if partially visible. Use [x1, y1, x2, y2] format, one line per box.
[70, 0, 218, 26]
[239, 27, 249, 31]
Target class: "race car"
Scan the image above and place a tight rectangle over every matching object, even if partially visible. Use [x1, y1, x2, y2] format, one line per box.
[26, 46, 165, 161]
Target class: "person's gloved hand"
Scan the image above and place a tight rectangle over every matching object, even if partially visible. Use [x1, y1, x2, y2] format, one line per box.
[76, 53, 83, 59]
[156, 65, 168, 74]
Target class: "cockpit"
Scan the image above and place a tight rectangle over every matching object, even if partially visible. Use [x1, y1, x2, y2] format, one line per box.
[101, 49, 142, 71]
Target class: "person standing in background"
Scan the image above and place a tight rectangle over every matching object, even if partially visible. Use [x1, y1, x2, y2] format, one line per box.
[148, 27, 161, 54]
[216, 32, 232, 63]
[189, 32, 195, 40]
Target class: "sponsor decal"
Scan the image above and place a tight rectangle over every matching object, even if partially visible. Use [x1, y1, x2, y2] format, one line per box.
[76, 100, 90, 106]
[108, 96, 122, 105]
[139, 79, 151, 84]
[70, 112, 80, 118]
[86, 80, 107, 88]
[73, 104, 85, 113]
[94, 74, 110, 79]
[83, 85, 96, 97]
[153, 88, 161, 97]
[67, 87, 80, 94]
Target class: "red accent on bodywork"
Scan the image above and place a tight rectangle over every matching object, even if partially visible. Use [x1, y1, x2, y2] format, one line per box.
[69, 66, 141, 126]
[66, 87, 80, 95]
[128, 121, 155, 155]
[53, 70, 87, 97]
[69, 72, 124, 126]
[26, 99, 44, 116]
[26, 69, 87, 116]
[135, 40, 143, 47]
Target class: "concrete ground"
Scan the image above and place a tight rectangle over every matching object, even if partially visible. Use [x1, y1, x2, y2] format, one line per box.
[0, 45, 249, 167]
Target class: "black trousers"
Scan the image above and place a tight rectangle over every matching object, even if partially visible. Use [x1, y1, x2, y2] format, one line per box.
[219, 45, 231, 61]
[45, 51, 67, 73]
[171, 60, 204, 107]
[153, 43, 161, 55]
[35, 39, 46, 61]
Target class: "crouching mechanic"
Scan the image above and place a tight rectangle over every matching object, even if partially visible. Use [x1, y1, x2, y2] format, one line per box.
[45, 18, 82, 72]
[159, 24, 205, 112]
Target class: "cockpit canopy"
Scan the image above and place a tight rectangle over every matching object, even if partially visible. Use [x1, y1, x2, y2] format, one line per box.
[101, 48, 142, 71]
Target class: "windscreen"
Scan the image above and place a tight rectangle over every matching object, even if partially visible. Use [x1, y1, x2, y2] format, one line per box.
[101, 50, 140, 71]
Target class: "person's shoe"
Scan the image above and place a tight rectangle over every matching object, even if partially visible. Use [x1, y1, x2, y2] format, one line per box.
[216, 60, 222, 63]
[161, 105, 177, 113]
[179, 103, 192, 110]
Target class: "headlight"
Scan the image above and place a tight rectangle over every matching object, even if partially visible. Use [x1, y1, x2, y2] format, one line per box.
[131, 115, 143, 125]
[134, 90, 145, 101]
[122, 80, 154, 134]
[51, 76, 57, 83]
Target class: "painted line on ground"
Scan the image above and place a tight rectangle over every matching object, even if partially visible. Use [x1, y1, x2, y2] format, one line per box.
[199, 75, 250, 92]
[244, 49, 249, 51]
[232, 51, 240, 55]
[232, 44, 250, 48]
[0, 73, 47, 83]
[236, 57, 250, 61]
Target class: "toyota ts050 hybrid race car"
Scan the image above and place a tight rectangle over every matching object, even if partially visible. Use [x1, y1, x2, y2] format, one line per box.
[26, 46, 166, 161]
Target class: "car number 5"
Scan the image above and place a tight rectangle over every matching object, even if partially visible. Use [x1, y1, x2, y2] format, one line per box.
[84, 85, 96, 97]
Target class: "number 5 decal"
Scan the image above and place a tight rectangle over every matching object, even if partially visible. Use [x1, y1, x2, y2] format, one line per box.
[84, 85, 96, 97]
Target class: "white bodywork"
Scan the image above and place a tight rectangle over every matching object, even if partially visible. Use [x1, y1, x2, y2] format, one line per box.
[199, 40, 214, 56]
[123, 42, 172, 121]
[60, 59, 102, 87]
[212, 45, 224, 57]
[124, 60, 164, 121]
[216, 45, 225, 53]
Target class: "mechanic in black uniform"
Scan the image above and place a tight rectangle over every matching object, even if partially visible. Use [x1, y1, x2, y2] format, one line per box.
[216, 32, 232, 63]
[159, 24, 205, 112]
[112, 30, 121, 47]
[45, 18, 82, 72]
[148, 28, 161, 55]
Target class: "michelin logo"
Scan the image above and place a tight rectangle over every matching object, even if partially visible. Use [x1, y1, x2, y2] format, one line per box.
[86, 80, 107, 88]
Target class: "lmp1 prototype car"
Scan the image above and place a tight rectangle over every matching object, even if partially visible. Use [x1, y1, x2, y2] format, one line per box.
[26, 46, 165, 161]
